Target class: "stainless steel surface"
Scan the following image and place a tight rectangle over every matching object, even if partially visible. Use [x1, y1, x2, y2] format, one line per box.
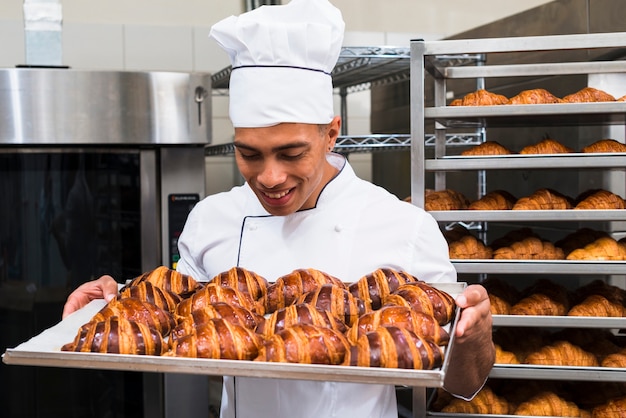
[140, 150, 161, 271]
[489, 364, 626, 382]
[492, 315, 626, 329]
[426, 154, 626, 170]
[452, 260, 626, 275]
[0, 69, 212, 145]
[431, 209, 626, 222]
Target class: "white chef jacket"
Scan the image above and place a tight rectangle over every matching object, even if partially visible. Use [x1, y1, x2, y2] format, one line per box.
[177, 153, 456, 418]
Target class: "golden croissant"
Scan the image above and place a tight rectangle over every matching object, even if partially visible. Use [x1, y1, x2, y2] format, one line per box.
[348, 267, 419, 310]
[383, 282, 456, 326]
[90, 297, 176, 337]
[601, 349, 626, 368]
[425, 189, 469, 211]
[510, 293, 569, 316]
[582, 138, 626, 153]
[461, 141, 513, 156]
[520, 138, 573, 154]
[124, 265, 199, 297]
[118, 281, 182, 313]
[574, 189, 626, 210]
[566, 236, 626, 261]
[449, 89, 508, 106]
[525, 340, 599, 367]
[493, 236, 564, 260]
[175, 283, 264, 317]
[441, 386, 510, 414]
[448, 234, 493, 259]
[469, 190, 517, 210]
[592, 396, 626, 417]
[556, 228, 610, 257]
[256, 303, 347, 338]
[568, 294, 626, 317]
[512, 188, 573, 210]
[563, 86, 616, 102]
[514, 391, 589, 417]
[494, 344, 520, 364]
[295, 283, 366, 327]
[507, 88, 563, 105]
[208, 266, 269, 301]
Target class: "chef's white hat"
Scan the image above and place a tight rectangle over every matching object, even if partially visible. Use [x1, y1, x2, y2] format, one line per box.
[209, 0, 345, 128]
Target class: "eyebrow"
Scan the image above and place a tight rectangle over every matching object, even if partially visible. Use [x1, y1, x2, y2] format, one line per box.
[233, 140, 310, 153]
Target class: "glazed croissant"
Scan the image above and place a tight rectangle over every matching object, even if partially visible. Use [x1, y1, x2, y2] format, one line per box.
[348, 326, 443, 370]
[295, 284, 366, 327]
[168, 318, 263, 360]
[90, 297, 176, 337]
[124, 265, 199, 297]
[574, 189, 626, 210]
[255, 324, 350, 365]
[448, 234, 493, 259]
[513, 391, 589, 417]
[118, 281, 182, 313]
[563, 86, 616, 103]
[469, 190, 517, 210]
[461, 141, 513, 156]
[449, 89, 509, 106]
[261, 268, 345, 314]
[566, 236, 626, 261]
[61, 316, 168, 355]
[582, 138, 626, 153]
[348, 267, 419, 310]
[256, 303, 347, 338]
[568, 294, 626, 317]
[171, 302, 265, 342]
[424, 189, 469, 211]
[525, 340, 599, 367]
[440, 386, 510, 414]
[520, 138, 573, 154]
[208, 266, 269, 301]
[382, 282, 456, 326]
[592, 396, 626, 417]
[345, 305, 449, 346]
[493, 236, 565, 260]
[508, 88, 563, 104]
[512, 188, 573, 210]
[175, 283, 264, 317]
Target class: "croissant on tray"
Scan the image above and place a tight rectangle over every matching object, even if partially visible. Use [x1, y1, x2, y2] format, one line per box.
[118, 281, 182, 313]
[256, 303, 348, 338]
[563, 86, 616, 103]
[261, 268, 345, 314]
[512, 188, 574, 210]
[424, 189, 469, 211]
[345, 305, 449, 346]
[208, 266, 269, 301]
[382, 282, 456, 326]
[461, 141, 513, 156]
[566, 236, 626, 261]
[449, 89, 509, 106]
[573, 279, 626, 306]
[510, 279, 571, 316]
[448, 234, 493, 259]
[490, 227, 539, 250]
[175, 283, 264, 317]
[520, 138, 573, 154]
[507, 88, 563, 105]
[582, 138, 626, 153]
[347, 326, 444, 370]
[469, 190, 517, 210]
[525, 340, 599, 367]
[482, 277, 520, 315]
[574, 189, 626, 210]
[295, 284, 366, 327]
[255, 324, 350, 365]
[593, 396, 626, 417]
[513, 391, 589, 417]
[601, 349, 626, 368]
[348, 267, 419, 310]
[493, 236, 565, 260]
[167, 318, 263, 360]
[568, 294, 626, 317]
[440, 386, 510, 414]
[123, 265, 199, 297]
[61, 316, 168, 355]
[90, 297, 176, 337]
[494, 344, 520, 364]
[555, 228, 610, 257]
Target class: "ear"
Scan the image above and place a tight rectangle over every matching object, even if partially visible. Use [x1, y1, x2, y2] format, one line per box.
[326, 116, 341, 150]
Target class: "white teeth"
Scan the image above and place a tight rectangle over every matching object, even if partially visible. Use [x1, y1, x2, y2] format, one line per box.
[266, 190, 289, 199]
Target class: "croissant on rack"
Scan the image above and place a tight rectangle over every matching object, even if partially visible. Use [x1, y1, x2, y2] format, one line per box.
[592, 396, 626, 417]
[167, 318, 263, 360]
[510, 279, 571, 316]
[573, 279, 626, 306]
[566, 236, 626, 261]
[490, 227, 539, 250]
[582, 138, 626, 153]
[468, 189, 517, 210]
[574, 189, 626, 210]
[254, 324, 350, 365]
[494, 344, 520, 364]
[493, 327, 548, 362]
[601, 349, 626, 368]
[507, 88, 563, 105]
[513, 391, 589, 417]
[449, 89, 509, 106]
[563, 86, 616, 103]
[440, 386, 511, 414]
[295, 284, 367, 327]
[261, 268, 345, 314]
[123, 265, 199, 297]
[525, 340, 599, 367]
[493, 236, 565, 260]
[555, 228, 610, 257]
[347, 268, 419, 311]
[61, 316, 168, 355]
[448, 234, 493, 259]
[619, 94, 626, 102]
[118, 281, 182, 313]
[256, 303, 347, 338]
[482, 277, 520, 315]
[519, 137, 573, 154]
[90, 297, 176, 337]
[568, 294, 626, 317]
[424, 189, 469, 211]
[345, 305, 449, 346]
[171, 302, 265, 342]
[175, 283, 264, 317]
[382, 282, 456, 326]
[512, 188, 574, 210]
[208, 266, 269, 301]
[461, 141, 513, 156]
[347, 326, 443, 369]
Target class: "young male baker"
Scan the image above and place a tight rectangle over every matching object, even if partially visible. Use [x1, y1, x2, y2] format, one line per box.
[63, 1, 495, 417]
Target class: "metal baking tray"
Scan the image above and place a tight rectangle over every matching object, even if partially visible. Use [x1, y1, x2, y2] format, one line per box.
[452, 260, 626, 275]
[2, 282, 464, 388]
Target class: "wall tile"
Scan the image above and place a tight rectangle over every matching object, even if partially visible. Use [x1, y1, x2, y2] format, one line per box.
[63, 22, 124, 70]
[124, 24, 193, 72]
[0, 19, 25, 67]
[193, 25, 230, 74]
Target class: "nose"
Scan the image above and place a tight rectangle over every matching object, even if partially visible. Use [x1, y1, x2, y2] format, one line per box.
[257, 159, 287, 188]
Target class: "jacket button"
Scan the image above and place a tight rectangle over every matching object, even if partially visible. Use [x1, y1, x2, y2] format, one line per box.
[334, 225, 342, 232]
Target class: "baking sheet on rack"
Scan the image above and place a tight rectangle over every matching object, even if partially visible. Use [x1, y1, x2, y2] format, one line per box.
[3, 282, 465, 387]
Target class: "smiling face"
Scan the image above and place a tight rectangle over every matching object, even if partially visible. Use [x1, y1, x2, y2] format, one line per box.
[233, 116, 341, 216]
